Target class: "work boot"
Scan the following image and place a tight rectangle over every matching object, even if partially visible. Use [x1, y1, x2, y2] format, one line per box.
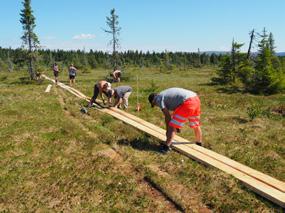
[160, 144, 171, 154]
[195, 141, 203, 146]
[80, 107, 88, 114]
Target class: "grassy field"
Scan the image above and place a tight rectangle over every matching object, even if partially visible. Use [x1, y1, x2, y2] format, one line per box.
[0, 67, 284, 212]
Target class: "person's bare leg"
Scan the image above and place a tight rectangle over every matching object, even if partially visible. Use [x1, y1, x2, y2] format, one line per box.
[193, 126, 202, 143]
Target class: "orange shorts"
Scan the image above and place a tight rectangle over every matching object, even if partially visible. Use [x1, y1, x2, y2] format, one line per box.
[169, 96, 201, 129]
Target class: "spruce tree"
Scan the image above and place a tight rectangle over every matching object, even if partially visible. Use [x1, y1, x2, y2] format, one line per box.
[20, 0, 40, 80]
[254, 29, 284, 93]
[104, 8, 121, 68]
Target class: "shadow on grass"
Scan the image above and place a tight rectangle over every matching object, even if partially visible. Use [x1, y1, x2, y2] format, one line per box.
[9, 77, 33, 85]
[232, 116, 248, 124]
[118, 134, 161, 153]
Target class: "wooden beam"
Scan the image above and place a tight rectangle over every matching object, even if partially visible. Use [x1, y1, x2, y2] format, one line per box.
[44, 84, 52, 93]
[41, 75, 285, 208]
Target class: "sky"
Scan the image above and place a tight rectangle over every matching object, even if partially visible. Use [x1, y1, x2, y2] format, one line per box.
[0, 0, 284, 53]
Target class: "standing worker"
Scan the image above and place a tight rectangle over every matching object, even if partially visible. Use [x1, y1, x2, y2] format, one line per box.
[68, 64, 77, 86]
[148, 87, 202, 153]
[112, 67, 121, 82]
[88, 80, 112, 107]
[52, 63, 59, 85]
[108, 85, 132, 109]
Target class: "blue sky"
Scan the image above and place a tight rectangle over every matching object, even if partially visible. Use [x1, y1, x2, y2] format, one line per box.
[0, 0, 284, 52]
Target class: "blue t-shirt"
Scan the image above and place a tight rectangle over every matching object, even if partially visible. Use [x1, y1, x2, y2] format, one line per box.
[114, 86, 132, 98]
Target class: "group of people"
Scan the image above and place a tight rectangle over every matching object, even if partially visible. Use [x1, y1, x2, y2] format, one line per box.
[52, 63, 203, 154]
[88, 81, 202, 154]
[52, 63, 77, 86]
[52, 64, 121, 86]
[88, 80, 132, 110]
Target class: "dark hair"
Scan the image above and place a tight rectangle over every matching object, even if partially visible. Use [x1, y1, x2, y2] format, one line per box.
[106, 89, 113, 98]
[148, 93, 157, 107]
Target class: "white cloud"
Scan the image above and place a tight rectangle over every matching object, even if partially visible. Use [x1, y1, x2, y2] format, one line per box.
[72, 33, 96, 40]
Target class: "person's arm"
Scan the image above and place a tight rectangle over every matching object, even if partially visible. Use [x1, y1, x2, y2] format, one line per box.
[161, 108, 176, 146]
[113, 97, 122, 108]
[162, 108, 171, 128]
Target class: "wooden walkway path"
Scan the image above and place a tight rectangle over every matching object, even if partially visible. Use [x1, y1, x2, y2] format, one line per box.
[42, 75, 285, 208]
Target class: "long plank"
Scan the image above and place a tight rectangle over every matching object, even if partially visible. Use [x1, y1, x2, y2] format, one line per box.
[91, 106, 285, 207]
[109, 107, 285, 193]
[45, 84, 52, 93]
[41, 75, 285, 207]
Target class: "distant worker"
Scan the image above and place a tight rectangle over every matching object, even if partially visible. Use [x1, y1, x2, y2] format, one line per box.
[53, 63, 59, 85]
[88, 80, 112, 107]
[68, 64, 77, 86]
[108, 85, 132, 109]
[148, 88, 202, 153]
[112, 68, 121, 82]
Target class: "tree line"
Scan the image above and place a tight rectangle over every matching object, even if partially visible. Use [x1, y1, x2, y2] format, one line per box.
[0, 47, 222, 72]
[214, 29, 285, 94]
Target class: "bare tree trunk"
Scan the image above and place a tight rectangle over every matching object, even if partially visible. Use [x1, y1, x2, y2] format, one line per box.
[247, 29, 255, 59]
[28, 31, 35, 80]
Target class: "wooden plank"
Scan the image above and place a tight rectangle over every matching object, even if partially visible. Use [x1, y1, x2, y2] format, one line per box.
[44, 84, 52, 93]
[110, 107, 285, 193]
[41, 74, 285, 207]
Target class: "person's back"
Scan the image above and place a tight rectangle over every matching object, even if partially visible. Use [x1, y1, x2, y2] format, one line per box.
[69, 66, 76, 76]
[155, 87, 197, 111]
[114, 85, 132, 98]
[112, 69, 121, 82]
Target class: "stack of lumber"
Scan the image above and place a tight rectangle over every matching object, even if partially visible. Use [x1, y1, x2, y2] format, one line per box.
[42, 75, 285, 207]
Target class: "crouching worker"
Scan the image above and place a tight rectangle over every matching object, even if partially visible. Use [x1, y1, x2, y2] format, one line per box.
[112, 68, 121, 82]
[108, 86, 132, 109]
[88, 80, 111, 107]
[148, 88, 202, 153]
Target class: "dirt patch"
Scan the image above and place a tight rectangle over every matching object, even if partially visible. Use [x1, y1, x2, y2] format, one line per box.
[271, 105, 285, 116]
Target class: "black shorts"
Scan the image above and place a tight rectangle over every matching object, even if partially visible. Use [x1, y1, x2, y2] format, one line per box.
[69, 75, 75, 80]
[54, 71, 59, 77]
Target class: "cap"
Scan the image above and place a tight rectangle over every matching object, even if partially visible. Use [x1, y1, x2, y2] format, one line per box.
[148, 93, 157, 107]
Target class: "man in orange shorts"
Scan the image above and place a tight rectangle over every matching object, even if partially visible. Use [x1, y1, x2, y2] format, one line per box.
[148, 88, 202, 153]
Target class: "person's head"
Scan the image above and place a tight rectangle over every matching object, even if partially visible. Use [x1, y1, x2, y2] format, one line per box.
[70, 64, 74, 67]
[103, 82, 111, 90]
[148, 93, 158, 107]
[106, 89, 114, 98]
[54, 63, 57, 66]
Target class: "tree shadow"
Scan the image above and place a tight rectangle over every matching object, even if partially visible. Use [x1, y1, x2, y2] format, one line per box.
[232, 116, 248, 124]
[216, 86, 244, 94]
[9, 77, 33, 85]
[118, 134, 161, 153]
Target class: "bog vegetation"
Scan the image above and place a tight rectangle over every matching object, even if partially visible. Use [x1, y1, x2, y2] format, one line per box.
[0, 0, 284, 212]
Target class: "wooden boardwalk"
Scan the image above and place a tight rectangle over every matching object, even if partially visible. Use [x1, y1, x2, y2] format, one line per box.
[42, 75, 285, 208]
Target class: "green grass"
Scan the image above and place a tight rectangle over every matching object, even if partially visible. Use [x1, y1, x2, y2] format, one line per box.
[0, 67, 284, 212]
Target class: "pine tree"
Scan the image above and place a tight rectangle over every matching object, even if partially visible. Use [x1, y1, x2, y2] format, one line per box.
[253, 29, 284, 93]
[20, 0, 40, 80]
[216, 40, 244, 84]
[104, 8, 121, 68]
